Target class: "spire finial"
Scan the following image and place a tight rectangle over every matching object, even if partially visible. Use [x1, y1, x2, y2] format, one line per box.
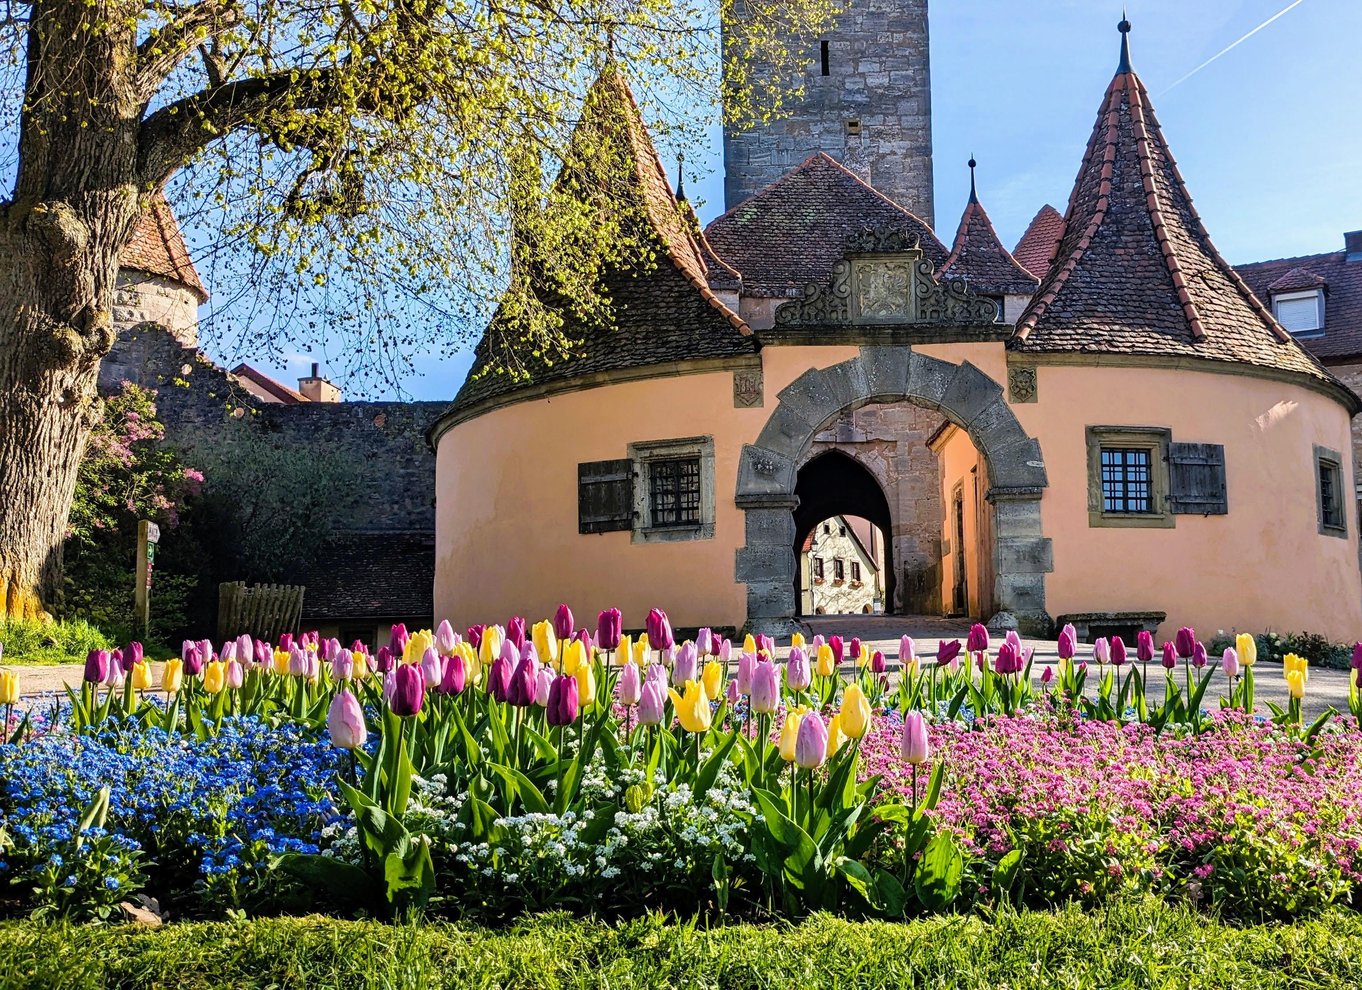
[675, 152, 687, 203]
[967, 156, 978, 203]
[1117, 11, 1132, 72]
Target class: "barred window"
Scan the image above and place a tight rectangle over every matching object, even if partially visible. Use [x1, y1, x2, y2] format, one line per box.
[1100, 448, 1153, 514]
[649, 457, 701, 528]
[813, 557, 824, 580]
[833, 558, 846, 581]
[1317, 452, 1345, 533]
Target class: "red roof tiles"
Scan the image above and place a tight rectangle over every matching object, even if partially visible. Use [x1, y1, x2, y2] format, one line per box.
[120, 194, 208, 301]
[941, 180, 1039, 296]
[231, 364, 308, 404]
[1012, 205, 1065, 280]
[1239, 251, 1362, 361]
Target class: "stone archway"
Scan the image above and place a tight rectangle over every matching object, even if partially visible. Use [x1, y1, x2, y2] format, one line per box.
[735, 346, 1052, 636]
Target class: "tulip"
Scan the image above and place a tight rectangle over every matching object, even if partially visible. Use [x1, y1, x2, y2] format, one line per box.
[841, 682, 872, 739]
[1111, 636, 1127, 667]
[479, 625, 503, 671]
[787, 648, 812, 691]
[595, 608, 623, 652]
[404, 630, 433, 665]
[795, 713, 828, 769]
[966, 623, 989, 654]
[1161, 641, 1177, 670]
[465, 624, 485, 650]
[828, 635, 844, 665]
[1236, 633, 1257, 667]
[936, 639, 961, 666]
[647, 608, 674, 651]
[434, 620, 458, 655]
[562, 638, 588, 677]
[695, 627, 713, 657]
[778, 710, 803, 761]
[575, 661, 596, 710]
[618, 634, 635, 667]
[351, 651, 370, 680]
[848, 637, 862, 663]
[331, 651, 355, 682]
[375, 646, 395, 674]
[388, 623, 409, 656]
[871, 650, 887, 675]
[0, 670, 18, 705]
[486, 656, 512, 702]
[507, 654, 538, 707]
[226, 659, 244, 690]
[162, 658, 184, 693]
[84, 649, 110, 684]
[750, 660, 780, 714]
[327, 690, 367, 749]
[1222, 648, 1240, 679]
[736, 651, 756, 695]
[123, 641, 144, 672]
[638, 679, 666, 725]
[702, 660, 724, 701]
[900, 710, 930, 764]
[826, 713, 845, 758]
[319, 638, 338, 663]
[1175, 626, 1197, 660]
[1136, 630, 1155, 663]
[502, 616, 526, 653]
[1285, 670, 1306, 699]
[534, 667, 554, 706]
[1092, 638, 1111, 665]
[618, 662, 642, 706]
[546, 674, 579, 725]
[235, 636, 253, 667]
[646, 662, 668, 686]
[718, 638, 732, 663]
[1192, 641, 1208, 669]
[632, 637, 650, 667]
[577, 626, 592, 656]
[551, 604, 574, 642]
[1057, 626, 1076, 661]
[726, 678, 740, 706]
[203, 660, 226, 695]
[994, 642, 1019, 675]
[1352, 642, 1362, 671]
[390, 663, 425, 716]
[900, 635, 916, 667]
[279, 633, 295, 652]
[758, 634, 776, 657]
[1040, 665, 1054, 685]
[287, 646, 309, 678]
[669, 679, 712, 733]
[533, 621, 558, 669]
[103, 660, 124, 689]
[439, 652, 467, 695]
[130, 661, 154, 692]
[673, 642, 699, 687]
[1283, 652, 1309, 684]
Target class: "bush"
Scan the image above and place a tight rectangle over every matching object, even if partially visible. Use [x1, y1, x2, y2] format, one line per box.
[0, 617, 112, 665]
[1207, 630, 1354, 671]
[2, 904, 1362, 989]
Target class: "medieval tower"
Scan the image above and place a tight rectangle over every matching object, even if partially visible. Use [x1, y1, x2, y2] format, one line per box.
[722, 0, 935, 223]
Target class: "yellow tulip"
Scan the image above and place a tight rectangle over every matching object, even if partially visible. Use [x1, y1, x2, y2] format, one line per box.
[618, 634, 634, 665]
[350, 651, 368, 679]
[632, 636, 650, 666]
[458, 643, 482, 686]
[479, 626, 502, 669]
[1283, 652, 1309, 684]
[1285, 669, 1306, 699]
[1236, 633, 1257, 668]
[702, 660, 724, 701]
[668, 679, 712, 733]
[533, 621, 557, 669]
[203, 660, 226, 695]
[816, 644, 836, 678]
[575, 662, 596, 710]
[840, 682, 872, 739]
[826, 712, 845, 759]
[130, 662, 154, 692]
[162, 659, 184, 693]
[778, 710, 803, 761]
[0, 670, 18, 705]
[791, 632, 805, 649]
[404, 630, 433, 665]
[272, 649, 290, 676]
[856, 645, 871, 668]
[563, 639, 587, 676]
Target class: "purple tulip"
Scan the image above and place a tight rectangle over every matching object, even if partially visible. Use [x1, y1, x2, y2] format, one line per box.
[936, 639, 961, 667]
[736, 652, 756, 695]
[637, 679, 666, 725]
[123, 642, 143, 673]
[420, 647, 445, 689]
[499, 637, 521, 667]
[1351, 642, 1362, 671]
[810, 634, 825, 651]
[1192, 641, 1208, 669]
[618, 663, 642, 706]
[486, 656, 512, 702]
[967, 624, 990, 654]
[786, 647, 812, 692]
[327, 690, 368, 750]
[849, 637, 862, 663]
[278, 633, 295, 653]
[1136, 630, 1155, 663]
[1057, 626, 1077, 660]
[466, 624, 485, 650]
[1161, 641, 1178, 670]
[226, 659, 244, 690]
[1222, 648, 1240, 679]
[871, 650, 887, 674]
[236, 635, 254, 665]
[553, 604, 575, 642]
[439, 653, 467, 695]
[1111, 636, 1127, 667]
[503, 616, 526, 653]
[534, 667, 553, 706]
[646, 608, 674, 651]
[183, 644, 205, 677]
[575, 629, 592, 660]
[330, 652, 354, 682]
[254, 640, 272, 668]
[507, 654, 538, 707]
[718, 639, 733, 663]
[287, 646, 309, 678]
[198, 639, 214, 663]
[726, 679, 740, 705]
[750, 659, 780, 714]
[993, 642, 1019, 675]
[389, 624, 409, 656]
[695, 627, 713, 657]
[795, 713, 829, 769]
[1092, 638, 1111, 665]
[900, 710, 930, 764]
[1041, 665, 1054, 684]
[435, 620, 458, 655]
[547, 674, 579, 726]
[646, 662, 668, 687]
[321, 638, 340, 663]
[673, 642, 699, 687]
[375, 646, 395, 674]
[828, 636, 844, 664]
[1175, 627, 1197, 660]
[596, 608, 623, 652]
[390, 664, 425, 717]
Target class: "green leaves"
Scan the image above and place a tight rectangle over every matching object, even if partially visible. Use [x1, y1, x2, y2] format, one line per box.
[914, 832, 964, 912]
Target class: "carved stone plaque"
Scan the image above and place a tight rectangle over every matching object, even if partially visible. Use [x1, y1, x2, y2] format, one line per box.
[733, 367, 764, 408]
[851, 257, 916, 323]
[1008, 365, 1037, 404]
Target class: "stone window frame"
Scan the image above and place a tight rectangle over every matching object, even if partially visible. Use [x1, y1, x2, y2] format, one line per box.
[1314, 444, 1347, 539]
[627, 436, 716, 544]
[1085, 426, 1174, 529]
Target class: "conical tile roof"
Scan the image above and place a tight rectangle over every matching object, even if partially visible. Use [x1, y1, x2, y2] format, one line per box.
[1010, 22, 1335, 389]
[120, 193, 208, 302]
[1012, 204, 1064, 280]
[941, 162, 1038, 296]
[446, 71, 753, 420]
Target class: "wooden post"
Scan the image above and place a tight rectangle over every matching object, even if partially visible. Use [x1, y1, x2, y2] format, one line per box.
[134, 521, 160, 638]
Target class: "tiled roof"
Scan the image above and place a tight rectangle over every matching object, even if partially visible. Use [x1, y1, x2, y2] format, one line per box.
[1238, 251, 1362, 361]
[231, 363, 308, 403]
[299, 531, 434, 622]
[120, 194, 208, 301]
[941, 171, 1039, 296]
[1011, 25, 1334, 389]
[445, 71, 754, 419]
[1012, 204, 1065, 280]
[703, 153, 949, 298]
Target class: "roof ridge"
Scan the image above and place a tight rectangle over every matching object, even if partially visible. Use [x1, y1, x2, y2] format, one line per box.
[942, 196, 1037, 285]
[1238, 249, 1348, 269]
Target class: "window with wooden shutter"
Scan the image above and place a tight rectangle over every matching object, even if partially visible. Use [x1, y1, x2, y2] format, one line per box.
[1167, 442, 1227, 515]
[578, 459, 634, 534]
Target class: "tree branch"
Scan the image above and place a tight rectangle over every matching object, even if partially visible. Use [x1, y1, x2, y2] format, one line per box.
[135, 1, 243, 102]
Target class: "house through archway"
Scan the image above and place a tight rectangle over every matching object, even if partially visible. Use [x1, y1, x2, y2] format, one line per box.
[794, 452, 894, 616]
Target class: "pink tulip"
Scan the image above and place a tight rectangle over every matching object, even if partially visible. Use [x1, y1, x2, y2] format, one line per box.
[736, 652, 756, 695]
[871, 650, 886, 674]
[534, 667, 553, 706]
[967, 624, 989, 654]
[1161, 641, 1178, 670]
[751, 660, 780, 714]
[672, 642, 699, 687]
[553, 604, 575, 642]
[828, 635, 844, 664]
[1092, 638, 1111, 665]
[439, 653, 467, 695]
[617, 662, 642, 706]
[1192, 641, 1208, 669]
[226, 659, 244, 690]
[1057, 626, 1077, 661]
[900, 635, 916, 666]
[785, 647, 812, 692]
[795, 714, 828, 769]
[900, 711, 930, 764]
[637, 679, 666, 725]
[647, 608, 674, 651]
[695, 627, 713, 656]
[327, 690, 367, 749]
[1221, 648, 1240, 679]
[1111, 636, 1127, 667]
[1136, 630, 1155, 663]
[331, 652, 354, 682]
[435, 620, 458, 655]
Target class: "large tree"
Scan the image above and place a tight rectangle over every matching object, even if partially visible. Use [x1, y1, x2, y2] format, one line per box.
[0, 0, 834, 618]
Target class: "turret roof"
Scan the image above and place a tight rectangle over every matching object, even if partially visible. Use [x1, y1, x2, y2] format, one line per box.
[1011, 204, 1065, 280]
[941, 161, 1039, 296]
[1010, 22, 1334, 389]
[120, 194, 208, 302]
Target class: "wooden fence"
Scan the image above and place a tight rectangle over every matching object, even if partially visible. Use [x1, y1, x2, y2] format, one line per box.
[217, 582, 305, 643]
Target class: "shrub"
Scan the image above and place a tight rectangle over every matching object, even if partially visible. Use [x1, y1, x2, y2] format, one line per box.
[0, 617, 112, 665]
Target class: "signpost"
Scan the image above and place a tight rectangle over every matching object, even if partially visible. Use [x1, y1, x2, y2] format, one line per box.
[135, 520, 160, 638]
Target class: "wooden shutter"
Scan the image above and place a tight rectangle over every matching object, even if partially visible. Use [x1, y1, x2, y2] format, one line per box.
[1168, 442, 1227, 515]
[578, 459, 634, 533]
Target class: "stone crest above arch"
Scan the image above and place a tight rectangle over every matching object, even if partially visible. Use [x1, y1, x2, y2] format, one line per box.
[735, 346, 1052, 636]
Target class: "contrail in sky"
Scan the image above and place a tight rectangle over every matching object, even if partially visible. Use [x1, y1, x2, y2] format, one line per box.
[1161, 0, 1308, 94]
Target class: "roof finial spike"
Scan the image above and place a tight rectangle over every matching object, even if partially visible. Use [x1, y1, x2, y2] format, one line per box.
[1117, 11, 1133, 73]
[967, 156, 978, 203]
[675, 152, 687, 203]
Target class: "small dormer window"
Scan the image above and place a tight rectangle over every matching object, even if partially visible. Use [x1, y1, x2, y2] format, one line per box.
[1273, 289, 1324, 336]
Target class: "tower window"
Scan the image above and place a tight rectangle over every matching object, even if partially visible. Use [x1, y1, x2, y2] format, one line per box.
[820, 40, 830, 76]
[845, 119, 861, 136]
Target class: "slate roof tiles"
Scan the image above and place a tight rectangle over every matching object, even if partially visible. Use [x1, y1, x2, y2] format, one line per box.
[1012, 204, 1065, 281]
[941, 169, 1039, 296]
[1239, 251, 1362, 361]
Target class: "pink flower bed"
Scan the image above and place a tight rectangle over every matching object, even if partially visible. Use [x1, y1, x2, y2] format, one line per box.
[860, 711, 1362, 915]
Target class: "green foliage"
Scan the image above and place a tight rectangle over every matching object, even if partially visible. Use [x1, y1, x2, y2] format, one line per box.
[1209, 630, 1354, 671]
[0, 617, 111, 665]
[4, 904, 1362, 990]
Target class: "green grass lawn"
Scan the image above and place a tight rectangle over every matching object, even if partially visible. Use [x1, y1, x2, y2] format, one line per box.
[0, 618, 112, 666]
[4, 901, 1361, 990]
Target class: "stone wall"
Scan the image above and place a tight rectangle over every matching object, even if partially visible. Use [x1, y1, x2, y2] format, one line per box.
[1327, 360, 1362, 501]
[102, 270, 202, 390]
[805, 400, 946, 613]
[723, 0, 934, 222]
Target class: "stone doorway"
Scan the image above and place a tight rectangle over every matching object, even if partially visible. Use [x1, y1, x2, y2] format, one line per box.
[793, 452, 896, 617]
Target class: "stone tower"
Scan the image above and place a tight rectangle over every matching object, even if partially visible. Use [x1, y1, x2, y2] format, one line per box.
[722, 0, 934, 224]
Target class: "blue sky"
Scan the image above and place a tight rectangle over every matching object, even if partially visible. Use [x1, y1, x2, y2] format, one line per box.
[207, 0, 1362, 401]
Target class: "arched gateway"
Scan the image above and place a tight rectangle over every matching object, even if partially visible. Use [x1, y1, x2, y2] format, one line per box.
[735, 348, 1052, 636]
